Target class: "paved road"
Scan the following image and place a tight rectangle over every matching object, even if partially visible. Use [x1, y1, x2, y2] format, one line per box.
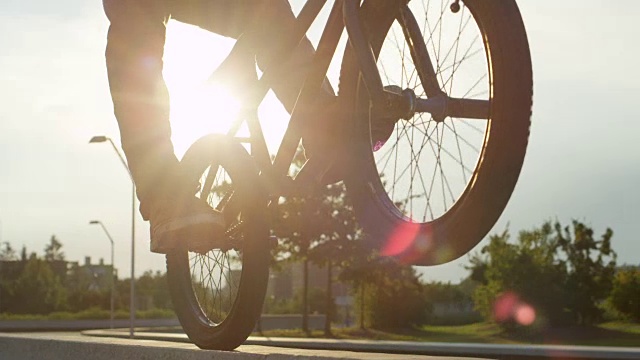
[0, 332, 482, 360]
[87, 328, 640, 360]
[1, 329, 638, 359]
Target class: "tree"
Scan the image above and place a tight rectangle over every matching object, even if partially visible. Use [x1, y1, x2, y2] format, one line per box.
[306, 182, 363, 335]
[10, 255, 67, 314]
[266, 180, 362, 335]
[367, 259, 428, 329]
[339, 246, 428, 330]
[271, 149, 337, 332]
[556, 221, 617, 324]
[339, 248, 378, 330]
[0, 242, 17, 261]
[272, 151, 426, 332]
[44, 235, 65, 261]
[20, 245, 27, 262]
[609, 267, 640, 322]
[136, 270, 172, 310]
[469, 221, 616, 329]
[271, 192, 315, 332]
[470, 226, 566, 326]
[422, 281, 478, 325]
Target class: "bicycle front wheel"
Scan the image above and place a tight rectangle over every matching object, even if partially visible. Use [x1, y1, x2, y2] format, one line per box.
[166, 135, 269, 350]
[341, 0, 532, 265]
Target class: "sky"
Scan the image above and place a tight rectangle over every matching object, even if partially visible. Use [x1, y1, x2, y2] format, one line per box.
[0, 1, 638, 283]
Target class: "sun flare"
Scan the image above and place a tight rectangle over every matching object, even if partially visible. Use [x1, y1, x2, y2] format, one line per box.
[168, 82, 242, 155]
[162, 21, 290, 158]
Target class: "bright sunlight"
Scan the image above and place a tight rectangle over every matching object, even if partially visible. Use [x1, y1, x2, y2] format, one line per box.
[162, 21, 290, 158]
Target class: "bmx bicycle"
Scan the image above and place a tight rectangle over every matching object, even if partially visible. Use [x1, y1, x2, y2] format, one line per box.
[165, 0, 532, 350]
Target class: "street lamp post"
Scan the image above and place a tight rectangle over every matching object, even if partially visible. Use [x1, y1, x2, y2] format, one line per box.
[89, 220, 115, 329]
[89, 135, 136, 338]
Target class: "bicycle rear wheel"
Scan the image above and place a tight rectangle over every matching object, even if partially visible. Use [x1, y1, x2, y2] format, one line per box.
[341, 0, 532, 265]
[166, 135, 269, 350]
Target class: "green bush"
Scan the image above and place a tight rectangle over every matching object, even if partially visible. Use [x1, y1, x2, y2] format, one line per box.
[0, 313, 43, 321]
[47, 311, 77, 320]
[0, 307, 174, 321]
[425, 312, 483, 326]
[609, 268, 640, 322]
[137, 308, 176, 319]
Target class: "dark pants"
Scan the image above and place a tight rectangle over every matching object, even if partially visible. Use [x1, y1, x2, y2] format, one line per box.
[103, 0, 327, 216]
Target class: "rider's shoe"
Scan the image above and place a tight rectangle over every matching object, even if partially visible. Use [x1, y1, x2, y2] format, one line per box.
[148, 191, 226, 254]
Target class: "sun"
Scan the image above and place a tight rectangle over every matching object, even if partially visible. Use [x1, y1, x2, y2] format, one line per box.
[167, 80, 242, 156]
[162, 21, 290, 158]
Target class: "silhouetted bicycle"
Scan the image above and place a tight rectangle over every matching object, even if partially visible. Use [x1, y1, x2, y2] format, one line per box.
[165, 0, 532, 350]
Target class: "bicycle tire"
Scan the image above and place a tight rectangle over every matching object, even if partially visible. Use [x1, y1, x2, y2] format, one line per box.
[340, 0, 533, 265]
[165, 134, 269, 350]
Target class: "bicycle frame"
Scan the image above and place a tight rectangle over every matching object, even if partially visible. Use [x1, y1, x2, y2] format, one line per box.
[216, 0, 341, 194]
[219, 0, 490, 198]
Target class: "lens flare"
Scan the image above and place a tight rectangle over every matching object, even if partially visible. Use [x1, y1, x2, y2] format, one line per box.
[381, 222, 421, 257]
[515, 304, 536, 326]
[493, 291, 520, 322]
[493, 291, 537, 326]
[380, 223, 434, 264]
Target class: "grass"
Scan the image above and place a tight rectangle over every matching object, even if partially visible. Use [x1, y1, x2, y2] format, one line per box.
[256, 322, 640, 347]
[0, 308, 176, 321]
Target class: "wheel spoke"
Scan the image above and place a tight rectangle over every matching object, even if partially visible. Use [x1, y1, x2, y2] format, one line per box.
[371, 0, 488, 222]
[187, 164, 247, 325]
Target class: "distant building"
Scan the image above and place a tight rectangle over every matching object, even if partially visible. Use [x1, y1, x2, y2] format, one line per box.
[67, 256, 114, 292]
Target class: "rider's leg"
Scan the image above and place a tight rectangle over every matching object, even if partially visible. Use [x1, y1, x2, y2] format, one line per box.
[103, 0, 224, 253]
[103, 0, 176, 209]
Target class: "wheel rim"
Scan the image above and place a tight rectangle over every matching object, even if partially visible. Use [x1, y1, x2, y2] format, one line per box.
[370, 1, 490, 223]
[188, 164, 244, 326]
